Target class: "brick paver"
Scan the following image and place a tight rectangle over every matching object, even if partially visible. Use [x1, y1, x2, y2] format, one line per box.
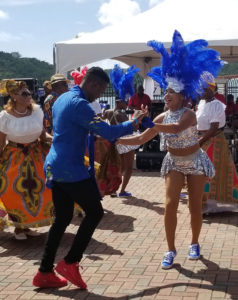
[0, 170, 238, 299]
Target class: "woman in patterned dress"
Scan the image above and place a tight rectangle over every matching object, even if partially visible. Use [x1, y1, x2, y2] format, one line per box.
[0, 80, 53, 240]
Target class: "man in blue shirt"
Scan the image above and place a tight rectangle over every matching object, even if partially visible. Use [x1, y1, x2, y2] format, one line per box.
[33, 67, 142, 289]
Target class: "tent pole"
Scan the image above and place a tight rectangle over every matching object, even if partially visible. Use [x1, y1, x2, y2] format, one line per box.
[53, 44, 56, 73]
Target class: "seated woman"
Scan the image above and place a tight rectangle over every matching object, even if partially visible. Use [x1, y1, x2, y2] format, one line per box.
[0, 79, 53, 240]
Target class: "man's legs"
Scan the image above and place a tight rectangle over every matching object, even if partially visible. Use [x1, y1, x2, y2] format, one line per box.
[34, 178, 103, 288]
[39, 182, 75, 272]
[61, 179, 104, 263]
[54, 178, 104, 288]
[33, 183, 74, 288]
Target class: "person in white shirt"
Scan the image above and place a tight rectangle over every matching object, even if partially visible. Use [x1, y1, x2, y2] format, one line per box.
[196, 80, 238, 213]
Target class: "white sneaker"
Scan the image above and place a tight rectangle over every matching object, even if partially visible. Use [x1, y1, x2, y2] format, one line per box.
[14, 232, 27, 240]
[24, 229, 41, 237]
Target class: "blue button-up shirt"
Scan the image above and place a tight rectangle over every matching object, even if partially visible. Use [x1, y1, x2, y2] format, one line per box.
[44, 86, 133, 183]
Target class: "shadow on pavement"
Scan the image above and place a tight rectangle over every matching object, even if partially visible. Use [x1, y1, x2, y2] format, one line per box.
[203, 211, 238, 227]
[97, 209, 136, 233]
[172, 255, 238, 299]
[122, 197, 165, 215]
[36, 286, 159, 300]
[71, 209, 137, 233]
[0, 231, 123, 262]
[34, 255, 238, 299]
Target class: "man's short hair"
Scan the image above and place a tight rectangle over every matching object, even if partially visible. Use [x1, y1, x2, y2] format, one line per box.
[84, 67, 110, 84]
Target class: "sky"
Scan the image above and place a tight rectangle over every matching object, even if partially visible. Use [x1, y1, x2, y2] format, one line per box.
[0, 0, 163, 68]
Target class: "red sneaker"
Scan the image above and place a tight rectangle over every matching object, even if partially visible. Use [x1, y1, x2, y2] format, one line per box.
[33, 270, 68, 288]
[55, 260, 87, 289]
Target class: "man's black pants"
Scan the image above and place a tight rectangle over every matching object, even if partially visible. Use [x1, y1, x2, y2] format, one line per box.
[39, 178, 104, 272]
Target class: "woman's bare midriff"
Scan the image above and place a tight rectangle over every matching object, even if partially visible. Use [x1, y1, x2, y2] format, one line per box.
[168, 143, 200, 156]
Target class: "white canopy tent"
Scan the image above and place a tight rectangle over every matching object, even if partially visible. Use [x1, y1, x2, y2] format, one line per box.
[54, 0, 238, 79]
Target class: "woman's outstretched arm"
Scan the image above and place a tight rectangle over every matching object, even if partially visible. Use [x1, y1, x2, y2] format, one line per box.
[153, 109, 196, 133]
[117, 111, 165, 146]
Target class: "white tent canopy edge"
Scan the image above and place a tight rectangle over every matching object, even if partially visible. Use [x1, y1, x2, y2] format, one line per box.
[54, 0, 238, 77]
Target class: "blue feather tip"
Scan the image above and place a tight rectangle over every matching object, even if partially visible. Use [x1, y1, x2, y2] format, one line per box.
[146, 30, 225, 100]
[110, 64, 140, 101]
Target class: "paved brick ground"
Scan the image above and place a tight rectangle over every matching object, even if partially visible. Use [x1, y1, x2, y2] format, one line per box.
[0, 170, 238, 299]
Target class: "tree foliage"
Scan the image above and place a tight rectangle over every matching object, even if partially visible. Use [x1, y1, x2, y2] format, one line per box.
[0, 51, 54, 85]
[0, 51, 237, 89]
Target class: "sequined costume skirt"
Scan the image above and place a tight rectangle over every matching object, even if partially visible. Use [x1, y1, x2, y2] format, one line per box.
[160, 148, 215, 178]
[0, 140, 54, 230]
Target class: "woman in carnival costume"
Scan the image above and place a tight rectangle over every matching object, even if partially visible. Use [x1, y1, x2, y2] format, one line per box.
[117, 30, 224, 269]
[102, 64, 140, 197]
[0, 80, 53, 240]
[196, 73, 238, 213]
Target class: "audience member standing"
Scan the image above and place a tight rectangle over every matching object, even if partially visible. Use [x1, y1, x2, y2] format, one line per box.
[102, 98, 138, 197]
[43, 74, 69, 134]
[225, 94, 236, 118]
[0, 79, 53, 240]
[196, 83, 238, 213]
[128, 85, 152, 110]
[39, 81, 52, 109]
[214, 83, 226, 104]
[102, 64, 140, 197]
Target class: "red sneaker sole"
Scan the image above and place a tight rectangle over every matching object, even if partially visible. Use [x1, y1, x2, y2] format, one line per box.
[33, 279, 67, 288]
[55, 266, 87, 289]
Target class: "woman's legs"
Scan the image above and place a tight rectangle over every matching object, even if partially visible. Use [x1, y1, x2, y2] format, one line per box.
[119, 150, 135, 194]
[187, 174, 207, 245]
[164, 171, 185, 251]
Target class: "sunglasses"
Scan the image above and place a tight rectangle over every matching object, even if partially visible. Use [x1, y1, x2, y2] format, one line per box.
[19, 91, 32, 97]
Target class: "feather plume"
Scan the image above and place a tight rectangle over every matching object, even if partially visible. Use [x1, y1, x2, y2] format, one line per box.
[109, 64, 124, 96]
[110, 64, 140, 101]
[147, 30, 225, 100]
[71, 66, 88, 85]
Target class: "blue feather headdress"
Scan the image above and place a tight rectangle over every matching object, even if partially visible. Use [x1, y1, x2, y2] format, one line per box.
[109, 64, 140, 101]
[147, 30, 225, 100]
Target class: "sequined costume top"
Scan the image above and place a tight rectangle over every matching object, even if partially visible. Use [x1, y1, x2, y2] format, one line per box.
[159, 107, 215, 177]
[160, 107, 198, 151]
